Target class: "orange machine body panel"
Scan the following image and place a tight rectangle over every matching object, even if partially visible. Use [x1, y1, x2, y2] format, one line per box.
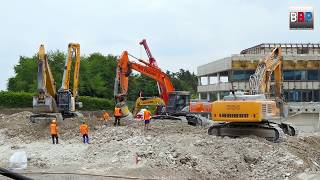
[190, 101, 212, 113]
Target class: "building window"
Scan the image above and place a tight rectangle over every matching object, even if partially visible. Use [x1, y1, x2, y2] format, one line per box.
[301, 91, 312, 102]
[294, 70, 306, 80]
[289, 91, 301, 102]
[283, 70, 295, 80]
[232, 70, 255, 81]
[297, 47, 309, 54]
[307, 70, 319, 80]
[220, 76, 229, 83]
[314, 90, 320, 102]
[285, 90, 319, 102]
[283, 70, 306, 80]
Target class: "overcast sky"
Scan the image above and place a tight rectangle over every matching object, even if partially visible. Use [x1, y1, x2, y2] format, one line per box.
[0, 0, 318, 90]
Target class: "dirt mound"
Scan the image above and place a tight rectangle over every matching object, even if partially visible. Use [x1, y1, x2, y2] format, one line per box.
[281, 135, 320, 172]
[82, 121, 308, 179]
[0, 111, 87, 143]
[1, 111, 320, 179]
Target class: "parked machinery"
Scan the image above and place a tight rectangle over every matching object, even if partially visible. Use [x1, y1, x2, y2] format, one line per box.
[208, 47, 296, 142]
[114, 39, 212, 120]
[57, 43, 82, 118]
[30, 43, 82, 122]
[31, 45, 62, 121]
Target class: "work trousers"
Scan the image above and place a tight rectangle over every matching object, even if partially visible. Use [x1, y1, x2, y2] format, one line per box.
[51, 134, 58, 144]
[82, 134, 89, 144]
[114, 116, 121, 126]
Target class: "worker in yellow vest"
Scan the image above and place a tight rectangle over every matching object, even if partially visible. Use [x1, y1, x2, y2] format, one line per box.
[114, 107, 122, 126]
[144, 107, 151, 130]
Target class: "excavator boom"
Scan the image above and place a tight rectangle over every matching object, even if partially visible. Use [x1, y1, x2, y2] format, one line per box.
[33, 45, 57, 113]
[249, 47, 283, 98]
[60, 43, 81, 97]
[115, 51, 174, 104]
[31, 44, 62, 122]
[139, 39, 157, 67]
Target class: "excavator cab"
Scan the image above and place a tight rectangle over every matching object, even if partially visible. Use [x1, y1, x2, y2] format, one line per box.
[166, 91, 190, 114]
[57, 90, 83, 117]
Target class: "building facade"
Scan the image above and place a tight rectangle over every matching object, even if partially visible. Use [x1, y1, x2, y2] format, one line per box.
[197, 43, 320, 102]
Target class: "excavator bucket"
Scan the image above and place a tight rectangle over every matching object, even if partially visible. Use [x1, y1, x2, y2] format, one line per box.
[31, 95, 62, 122]
[32, 95, 55, 113]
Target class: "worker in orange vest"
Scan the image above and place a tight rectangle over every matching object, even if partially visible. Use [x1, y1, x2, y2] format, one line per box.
[144, 107, 151, 130]
[103, 111, 110, 126]
[80, 121, 89, 144]
[50, 119, 58, 144]
[114, 107, 122, 126]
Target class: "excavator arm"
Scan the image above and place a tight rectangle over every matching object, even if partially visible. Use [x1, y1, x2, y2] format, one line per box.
[57, 43, 82, 115]
[37, 45, 56, 97]
[60, 43, 81, 97]
[139, 39, 158, 67]
[114, 51, 174, 104]
[249, 47, 283, 99]
[33, 45, 57, 113]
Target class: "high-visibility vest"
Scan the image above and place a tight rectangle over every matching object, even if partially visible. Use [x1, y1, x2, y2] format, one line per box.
[50, 123, 58, 135]
[114, 107, 122, 116]
[144, 110, 151, 120]
[103, 112, 110, 121]
[80, 124, 88, 135]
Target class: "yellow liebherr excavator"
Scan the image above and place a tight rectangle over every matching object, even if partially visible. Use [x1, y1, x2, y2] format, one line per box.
[30, 43, 82, 122]
[208, 47, 296, 142]
[31, 44, 62, 121]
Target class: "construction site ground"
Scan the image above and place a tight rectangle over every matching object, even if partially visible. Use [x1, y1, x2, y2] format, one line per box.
[1, 110, 320, 180]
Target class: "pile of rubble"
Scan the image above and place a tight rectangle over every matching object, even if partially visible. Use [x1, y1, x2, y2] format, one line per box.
[85, 121, 309, 179]
[0, 111, 320, 179]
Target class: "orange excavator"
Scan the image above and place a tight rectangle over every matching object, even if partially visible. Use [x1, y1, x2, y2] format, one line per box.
[114, 39, 211, 121]
[114, 50, 174, 114]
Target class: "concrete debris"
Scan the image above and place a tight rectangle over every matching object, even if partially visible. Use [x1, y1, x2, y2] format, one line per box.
[0, 111, 320, 179]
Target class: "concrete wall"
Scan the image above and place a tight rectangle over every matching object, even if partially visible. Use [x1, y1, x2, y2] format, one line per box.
[272, 113, 320, 133]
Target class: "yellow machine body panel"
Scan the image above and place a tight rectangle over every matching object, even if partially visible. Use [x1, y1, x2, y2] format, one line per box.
[212, 100, 278, 123]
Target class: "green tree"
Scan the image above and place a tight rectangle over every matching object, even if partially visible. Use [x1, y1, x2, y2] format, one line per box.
[8, 56, 37, 92]
[7, 50, 198, 101]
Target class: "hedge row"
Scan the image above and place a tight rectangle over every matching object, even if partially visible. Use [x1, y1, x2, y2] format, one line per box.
[0, 91, 114, 111]
[78, 96, 114, 110]
[0, 91, 34, 108]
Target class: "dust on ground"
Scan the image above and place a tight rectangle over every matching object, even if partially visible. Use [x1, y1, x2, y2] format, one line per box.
[0, 111, 320, 180]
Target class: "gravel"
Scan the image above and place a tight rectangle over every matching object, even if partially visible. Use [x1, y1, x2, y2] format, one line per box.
[0, 111, 320, 179]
